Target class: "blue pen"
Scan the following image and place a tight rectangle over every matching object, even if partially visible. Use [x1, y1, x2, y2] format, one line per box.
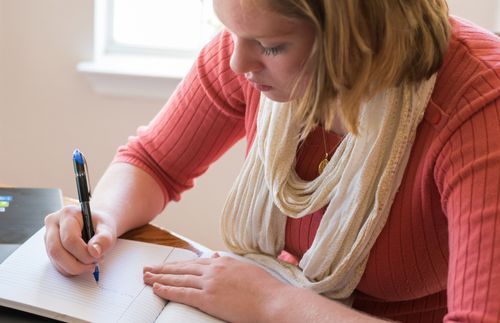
[73, 149, 100, 283]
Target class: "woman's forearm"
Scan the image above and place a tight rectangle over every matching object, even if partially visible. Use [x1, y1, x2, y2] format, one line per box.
[90, 162, 165, 237]
[264, 285, 387, 323]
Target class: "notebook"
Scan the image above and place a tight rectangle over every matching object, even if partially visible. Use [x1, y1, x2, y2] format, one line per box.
[0, 188, 227, 322]
[0, 228, 224, 322]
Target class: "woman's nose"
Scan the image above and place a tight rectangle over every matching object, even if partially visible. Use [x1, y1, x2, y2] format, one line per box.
[229, 38, 264, 75]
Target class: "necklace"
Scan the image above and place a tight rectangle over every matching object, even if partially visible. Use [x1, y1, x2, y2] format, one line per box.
[318, 128, 343, 175]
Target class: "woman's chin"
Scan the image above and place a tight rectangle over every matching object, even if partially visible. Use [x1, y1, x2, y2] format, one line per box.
[260, 90, 292, 103]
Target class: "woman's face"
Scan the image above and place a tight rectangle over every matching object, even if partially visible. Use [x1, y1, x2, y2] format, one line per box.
[213, 0, 316, 102]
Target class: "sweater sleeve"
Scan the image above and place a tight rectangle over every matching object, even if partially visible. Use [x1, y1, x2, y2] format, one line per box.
[435, 73, 500, 322]
[113, 30, 248, 207]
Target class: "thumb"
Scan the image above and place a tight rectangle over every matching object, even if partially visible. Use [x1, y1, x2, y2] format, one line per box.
[88, 243, 102, 259]
[87, 225, 116, 259]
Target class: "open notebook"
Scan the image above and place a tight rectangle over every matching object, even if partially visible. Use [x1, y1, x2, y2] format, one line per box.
[0, 228, 224, 323]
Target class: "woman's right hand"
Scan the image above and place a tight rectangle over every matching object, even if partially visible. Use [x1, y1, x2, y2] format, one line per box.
[44, 205, 117, 277]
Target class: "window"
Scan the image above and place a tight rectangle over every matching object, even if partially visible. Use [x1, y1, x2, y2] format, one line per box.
[78, 0, 221, 99]
[110, 0, 219, 58]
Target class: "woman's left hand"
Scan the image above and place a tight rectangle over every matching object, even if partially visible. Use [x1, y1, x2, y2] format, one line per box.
[143, 254, 288, 323]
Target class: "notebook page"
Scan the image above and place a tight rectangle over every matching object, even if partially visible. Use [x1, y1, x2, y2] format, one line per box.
[0, 228, 196, 323]
[118, 248, 200, 322]
[155, 302, 225, 323]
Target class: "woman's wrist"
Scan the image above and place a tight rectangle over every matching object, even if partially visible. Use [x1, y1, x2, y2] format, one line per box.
[259, 283, 301, 323]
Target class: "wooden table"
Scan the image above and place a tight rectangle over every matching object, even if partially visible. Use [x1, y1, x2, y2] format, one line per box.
[120, 224, 207, 256]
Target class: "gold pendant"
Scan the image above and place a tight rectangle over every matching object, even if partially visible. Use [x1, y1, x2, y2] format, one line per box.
[318, 158, 328, 175]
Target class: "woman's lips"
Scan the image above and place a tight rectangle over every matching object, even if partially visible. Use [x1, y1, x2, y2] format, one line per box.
[248, 80, 273, 92]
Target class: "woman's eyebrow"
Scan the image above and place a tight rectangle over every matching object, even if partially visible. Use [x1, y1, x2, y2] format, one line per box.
[233, 29, 297, 42]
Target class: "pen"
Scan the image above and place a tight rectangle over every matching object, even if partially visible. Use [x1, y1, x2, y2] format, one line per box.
[72, 148, 100, 283]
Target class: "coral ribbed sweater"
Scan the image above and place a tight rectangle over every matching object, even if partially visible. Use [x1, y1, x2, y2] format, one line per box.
[114, 17, 500, 322]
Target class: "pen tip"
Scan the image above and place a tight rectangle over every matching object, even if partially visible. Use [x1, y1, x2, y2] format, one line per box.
[93, 266, 100, 283]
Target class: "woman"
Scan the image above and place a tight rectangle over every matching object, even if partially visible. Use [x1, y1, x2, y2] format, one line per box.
[45, 0, 500, 321]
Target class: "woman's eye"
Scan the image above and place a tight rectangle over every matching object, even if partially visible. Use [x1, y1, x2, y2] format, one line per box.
[260, 44, 285, 56]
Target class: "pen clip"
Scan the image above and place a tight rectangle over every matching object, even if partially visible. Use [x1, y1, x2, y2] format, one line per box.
[83, 155, 92, 199]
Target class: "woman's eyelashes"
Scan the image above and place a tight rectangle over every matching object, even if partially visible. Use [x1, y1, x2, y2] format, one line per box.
[260, 44, 286, 56]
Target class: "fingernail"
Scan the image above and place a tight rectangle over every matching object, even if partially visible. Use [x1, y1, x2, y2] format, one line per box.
[93, 244, 101, 257]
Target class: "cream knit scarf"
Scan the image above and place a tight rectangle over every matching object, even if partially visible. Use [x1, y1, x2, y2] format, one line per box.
[221, 75, 436, 300]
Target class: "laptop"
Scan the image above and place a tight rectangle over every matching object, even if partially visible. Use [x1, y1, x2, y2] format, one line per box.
[0, 187, 63, 322]
[0, 187, 63, 262]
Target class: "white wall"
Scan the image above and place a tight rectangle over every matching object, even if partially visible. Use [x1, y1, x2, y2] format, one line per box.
[448, 0, 500, 32]
[0, 0, 496, 250]
[0, 1, 5, 102]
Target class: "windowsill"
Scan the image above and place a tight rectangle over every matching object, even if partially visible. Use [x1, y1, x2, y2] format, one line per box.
[77, 54, 195, 100]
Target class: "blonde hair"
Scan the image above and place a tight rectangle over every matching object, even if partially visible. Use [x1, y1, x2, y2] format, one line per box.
[248, 0, 451, 136]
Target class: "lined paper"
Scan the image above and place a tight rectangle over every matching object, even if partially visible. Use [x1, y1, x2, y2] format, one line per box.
[156, 302, 224, 323]
[0, 228, 197, 323]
